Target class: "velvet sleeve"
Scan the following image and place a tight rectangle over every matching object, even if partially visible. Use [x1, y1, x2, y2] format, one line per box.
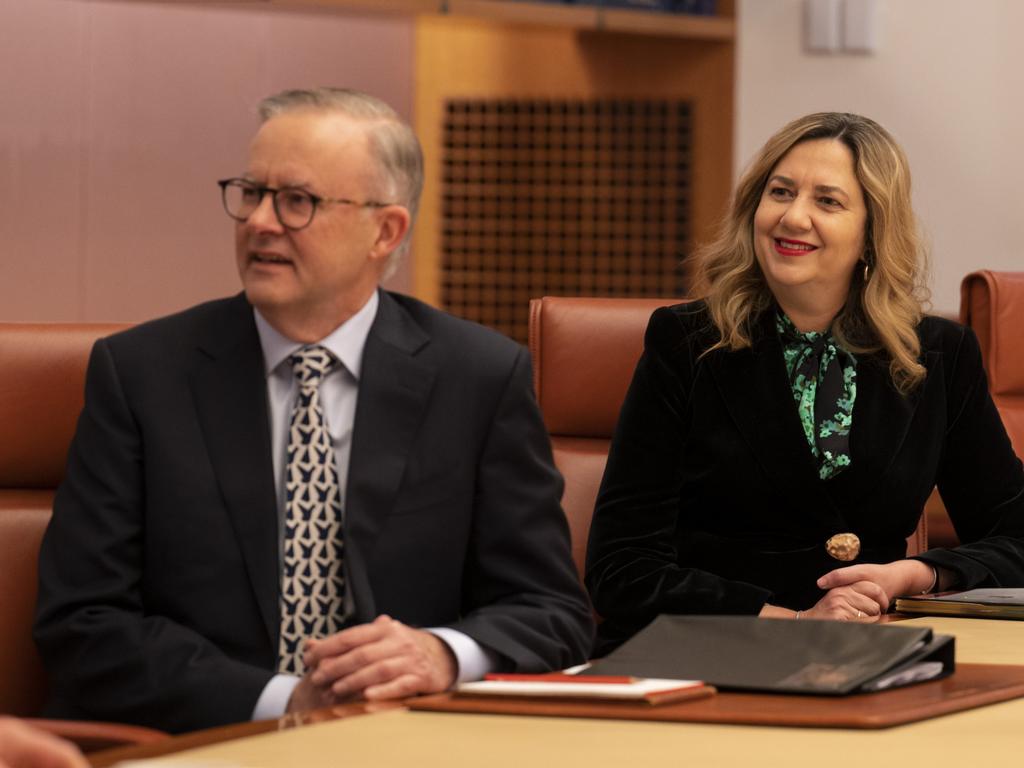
[585, 308, 772, 633]
[914, 325, 1024, 586]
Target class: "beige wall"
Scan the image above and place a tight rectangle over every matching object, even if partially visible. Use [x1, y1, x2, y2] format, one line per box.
[0, 0, 413, 322]
[737, 0, 1024, 315]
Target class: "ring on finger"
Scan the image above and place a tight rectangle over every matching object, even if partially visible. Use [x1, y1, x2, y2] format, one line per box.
[856, 610, 863, 618]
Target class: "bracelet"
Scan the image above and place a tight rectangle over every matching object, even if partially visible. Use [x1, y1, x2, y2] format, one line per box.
[921, 565, 938, 594]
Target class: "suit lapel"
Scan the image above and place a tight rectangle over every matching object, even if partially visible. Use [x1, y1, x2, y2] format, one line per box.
[706, 312, 844, 536]
[344, 291, 436, 624]
[707, 309, 929, 532]
[189, 295, 279, 650]
[827, 349, 929, 505]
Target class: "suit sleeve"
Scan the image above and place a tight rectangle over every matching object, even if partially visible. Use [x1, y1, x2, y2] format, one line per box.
[445, 347, 595, 671]
[915, 325, 1024, 586]
[585, 309, 771, 639]
[33, 339, 273, 733]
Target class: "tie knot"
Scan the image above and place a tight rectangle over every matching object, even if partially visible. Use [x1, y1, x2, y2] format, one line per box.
[290, 345, 337, 387]
[807, 333, 832, 357]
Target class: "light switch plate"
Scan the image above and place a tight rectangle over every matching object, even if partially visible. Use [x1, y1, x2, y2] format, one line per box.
[805, 0, 841, 53]
[844, 0, 880, 53]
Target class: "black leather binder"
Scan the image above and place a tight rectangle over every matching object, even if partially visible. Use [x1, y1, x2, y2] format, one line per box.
[584, 615, 954, 695]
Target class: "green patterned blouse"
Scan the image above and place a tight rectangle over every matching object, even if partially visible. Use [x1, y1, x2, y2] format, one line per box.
[776, 313, 857, 480]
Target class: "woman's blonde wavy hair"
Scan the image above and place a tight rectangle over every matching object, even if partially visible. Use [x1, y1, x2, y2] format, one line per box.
[693, 112, 930, 393]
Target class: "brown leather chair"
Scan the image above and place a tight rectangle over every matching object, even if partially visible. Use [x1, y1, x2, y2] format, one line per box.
[527, 296, 928, 584]
[926, 271, 1024, 548]
[0, 323, 168, 750]
[961, 270, 1024, 459]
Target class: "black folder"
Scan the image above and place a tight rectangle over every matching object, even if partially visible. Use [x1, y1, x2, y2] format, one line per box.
[583, 615, 954, 695]
[895, 588, 1024, 619]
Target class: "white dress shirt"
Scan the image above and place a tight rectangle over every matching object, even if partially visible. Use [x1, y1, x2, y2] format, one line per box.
[251, 292, 493, 720]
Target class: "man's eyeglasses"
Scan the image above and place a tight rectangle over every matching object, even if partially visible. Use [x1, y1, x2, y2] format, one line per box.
[217, 178, 394, 231]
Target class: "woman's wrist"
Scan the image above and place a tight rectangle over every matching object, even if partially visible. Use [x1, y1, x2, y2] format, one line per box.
[759, 603, 798, 619]
[904, 558, 940, 595]
[922, 564, 938, 594]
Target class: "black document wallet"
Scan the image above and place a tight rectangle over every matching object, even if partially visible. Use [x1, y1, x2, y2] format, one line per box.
[584, 616, 955, 695]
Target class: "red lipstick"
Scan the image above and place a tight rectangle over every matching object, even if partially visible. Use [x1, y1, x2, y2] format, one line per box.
[773, 238, 818, 256]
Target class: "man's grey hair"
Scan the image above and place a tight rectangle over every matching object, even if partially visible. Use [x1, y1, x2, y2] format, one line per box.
[258, 87, 424, 277]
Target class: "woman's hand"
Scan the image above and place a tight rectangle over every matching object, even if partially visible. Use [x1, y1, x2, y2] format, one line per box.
[813, 560, 937, 619]
[760, 582, 886, 620]
[801, 579, 888, 621]
[759, 588, 884, 620]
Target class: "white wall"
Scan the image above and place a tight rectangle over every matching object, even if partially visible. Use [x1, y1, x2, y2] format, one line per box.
[736, 0, 1024, 314]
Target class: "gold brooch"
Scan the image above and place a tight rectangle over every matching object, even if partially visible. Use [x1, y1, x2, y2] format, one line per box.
[826, 533, 860, 562]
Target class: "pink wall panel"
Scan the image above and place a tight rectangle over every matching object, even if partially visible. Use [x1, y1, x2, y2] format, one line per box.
[1, 0, 414, 322]
[0, 0, 89, 320]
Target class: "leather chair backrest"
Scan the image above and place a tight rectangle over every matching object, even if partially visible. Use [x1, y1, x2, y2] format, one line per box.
[529, 297, 676, 579]
[0, 323, 126, 716]
[960, 270, 1024, 459]
[929, 270, 1024, 549]
[0, 498, 54, 716]
[528, 297, 927, 582]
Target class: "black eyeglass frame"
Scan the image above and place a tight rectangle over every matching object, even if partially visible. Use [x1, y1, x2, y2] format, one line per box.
[217, 177, 396, 231]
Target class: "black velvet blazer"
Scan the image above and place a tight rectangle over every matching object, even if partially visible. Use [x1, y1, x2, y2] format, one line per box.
[585, 301, 1024, 653]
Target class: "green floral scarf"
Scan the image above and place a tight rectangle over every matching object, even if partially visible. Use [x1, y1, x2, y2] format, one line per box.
[777, 313, 857, 480]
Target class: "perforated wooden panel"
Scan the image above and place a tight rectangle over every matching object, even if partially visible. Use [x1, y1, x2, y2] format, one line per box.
[440, 98, 692, 342]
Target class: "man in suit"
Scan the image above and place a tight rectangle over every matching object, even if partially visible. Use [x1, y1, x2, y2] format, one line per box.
[34, 88, 593, 733]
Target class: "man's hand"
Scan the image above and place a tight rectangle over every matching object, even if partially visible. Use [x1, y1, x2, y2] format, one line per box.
[302, 615, 458, 701]
[285, 671, 345, 715]
[0, 716, 89, 768]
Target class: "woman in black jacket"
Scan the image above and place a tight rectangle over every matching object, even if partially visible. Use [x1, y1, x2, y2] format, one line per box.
[585, 112, 1024, 654]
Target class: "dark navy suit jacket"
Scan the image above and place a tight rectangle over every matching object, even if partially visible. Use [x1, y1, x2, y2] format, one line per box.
[35, 290, 593, 732]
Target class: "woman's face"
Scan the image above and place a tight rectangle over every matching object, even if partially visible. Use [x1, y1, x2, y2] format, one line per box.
[753, 138, 868, 322]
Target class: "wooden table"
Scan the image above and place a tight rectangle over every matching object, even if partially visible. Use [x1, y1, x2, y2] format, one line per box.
[90, 617, 1024, 767]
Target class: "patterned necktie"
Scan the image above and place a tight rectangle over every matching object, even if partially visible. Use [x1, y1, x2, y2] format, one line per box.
[277, 345, 345, 675]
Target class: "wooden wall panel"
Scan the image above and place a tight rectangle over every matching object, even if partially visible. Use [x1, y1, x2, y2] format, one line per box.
[414, 15, 734, 324]
[441, 98, 692, 342]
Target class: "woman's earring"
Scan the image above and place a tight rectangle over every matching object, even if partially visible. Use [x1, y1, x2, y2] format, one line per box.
[863, 261, 871, 283]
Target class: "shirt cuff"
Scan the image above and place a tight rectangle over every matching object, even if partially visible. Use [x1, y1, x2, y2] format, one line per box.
[427, 627, 500, 684]
[252, 674, 301, 720]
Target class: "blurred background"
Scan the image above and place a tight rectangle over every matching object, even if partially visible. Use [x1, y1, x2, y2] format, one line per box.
[2, 0, 1020, 339]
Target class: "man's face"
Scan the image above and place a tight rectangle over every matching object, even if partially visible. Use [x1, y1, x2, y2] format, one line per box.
[235, 110, 393, 340]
